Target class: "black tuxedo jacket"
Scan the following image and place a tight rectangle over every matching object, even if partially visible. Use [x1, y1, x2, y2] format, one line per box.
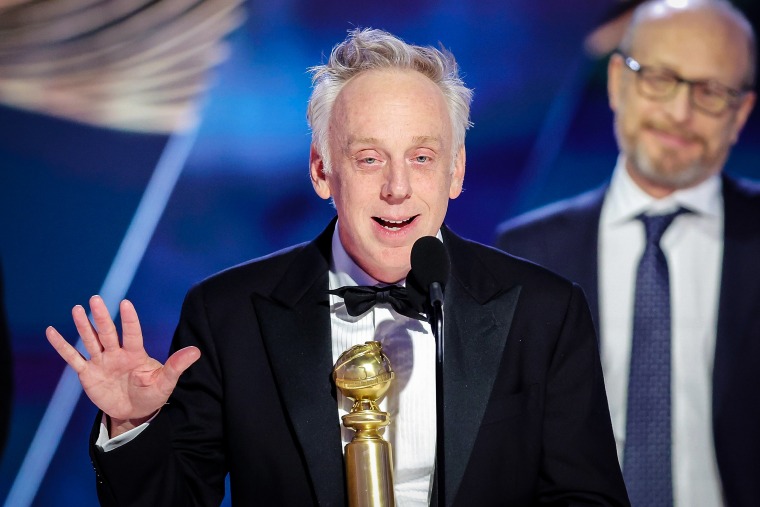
[495, 174, 760, 507]
[90, 221, 629, 506]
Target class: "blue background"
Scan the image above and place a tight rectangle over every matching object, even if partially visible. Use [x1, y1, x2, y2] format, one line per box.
[1, 1, 758, 505]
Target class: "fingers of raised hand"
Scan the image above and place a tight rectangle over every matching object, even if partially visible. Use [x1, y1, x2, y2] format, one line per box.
[46, 325, 87, 373]
[72, 303, 103, 360]
[88, 295, 121, 352]
[119, 299, 145, 353]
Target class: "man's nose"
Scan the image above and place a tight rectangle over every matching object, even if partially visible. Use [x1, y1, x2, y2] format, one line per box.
[382, 160, 412, 201]
[664, 82, 695, 123]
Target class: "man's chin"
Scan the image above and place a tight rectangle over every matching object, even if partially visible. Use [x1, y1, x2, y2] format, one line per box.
[639, 161, 708, 190]
[632, 146, 707, 188]
[356, 249, 411, 283]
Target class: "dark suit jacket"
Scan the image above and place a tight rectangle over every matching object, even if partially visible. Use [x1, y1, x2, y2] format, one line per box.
[90, 221, 629, 506]
[495, 174, 760, 507]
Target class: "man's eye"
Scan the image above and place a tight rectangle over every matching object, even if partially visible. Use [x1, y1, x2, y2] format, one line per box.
[699, 85, 724, 99]
[643, 73, 675, 91]
[414, 155, 430, 163]
[361, 157, 378, 164]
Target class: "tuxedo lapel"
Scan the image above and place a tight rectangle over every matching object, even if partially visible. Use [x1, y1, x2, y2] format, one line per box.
[252, 222, 347, 506]
[441, 229, 521, 505]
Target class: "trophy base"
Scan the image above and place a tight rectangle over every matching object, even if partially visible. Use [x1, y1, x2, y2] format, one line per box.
[345, 426, 395, 507]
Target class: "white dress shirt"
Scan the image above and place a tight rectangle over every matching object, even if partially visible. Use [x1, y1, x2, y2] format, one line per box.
[599, 157, 725, 506]
[329, 223, 437, 507]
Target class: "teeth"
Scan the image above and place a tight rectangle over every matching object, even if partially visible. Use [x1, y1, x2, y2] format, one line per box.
[374, 216, 414, 230]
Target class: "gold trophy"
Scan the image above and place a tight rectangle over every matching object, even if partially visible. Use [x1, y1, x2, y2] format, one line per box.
[333, 341, 396, 507]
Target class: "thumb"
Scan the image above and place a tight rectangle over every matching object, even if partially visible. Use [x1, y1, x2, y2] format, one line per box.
[161, 346, 202, 388]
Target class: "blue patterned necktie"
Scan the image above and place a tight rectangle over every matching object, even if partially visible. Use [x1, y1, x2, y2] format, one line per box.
[623, 208, 687, 507]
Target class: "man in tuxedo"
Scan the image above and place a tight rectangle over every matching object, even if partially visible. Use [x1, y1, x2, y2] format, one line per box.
[496, 1, 758, 506]
[47, 28, 628, 506]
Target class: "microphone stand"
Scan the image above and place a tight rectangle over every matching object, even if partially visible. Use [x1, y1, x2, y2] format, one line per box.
[429, 282, 445, 507]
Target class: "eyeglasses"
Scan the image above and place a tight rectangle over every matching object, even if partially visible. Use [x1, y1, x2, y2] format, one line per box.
[619, 53, 749, 116]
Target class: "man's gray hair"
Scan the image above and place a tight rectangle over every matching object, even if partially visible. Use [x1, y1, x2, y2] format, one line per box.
[307, 28, 474, 173]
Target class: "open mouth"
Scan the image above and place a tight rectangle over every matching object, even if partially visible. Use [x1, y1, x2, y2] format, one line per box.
[373, 215, 418, 231]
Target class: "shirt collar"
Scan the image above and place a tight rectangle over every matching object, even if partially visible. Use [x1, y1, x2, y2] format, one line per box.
[604, 155, 722, 225]
[330, 221, 380, 289]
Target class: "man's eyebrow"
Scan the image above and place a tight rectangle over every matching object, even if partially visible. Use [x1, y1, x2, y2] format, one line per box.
[345, 136, 443, 147]
[346, 136, 379, 147]
[411, 136, 442, 147]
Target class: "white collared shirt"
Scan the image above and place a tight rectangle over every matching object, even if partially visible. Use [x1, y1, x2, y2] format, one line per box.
[329, 223, 437, 506]
[599, 157, 725, 506]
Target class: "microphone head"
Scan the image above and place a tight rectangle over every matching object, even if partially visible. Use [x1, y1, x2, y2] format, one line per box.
[407, 236, 451, 310]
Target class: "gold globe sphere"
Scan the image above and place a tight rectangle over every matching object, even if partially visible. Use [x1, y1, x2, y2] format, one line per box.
[333, 341, 395, 403]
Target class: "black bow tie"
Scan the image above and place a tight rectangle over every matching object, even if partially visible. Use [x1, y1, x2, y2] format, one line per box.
[329, 285, 425, 321]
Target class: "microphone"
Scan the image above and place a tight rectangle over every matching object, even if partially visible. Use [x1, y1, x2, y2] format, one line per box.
[407, 235, 450, 507]
[408, 236, 451, 313]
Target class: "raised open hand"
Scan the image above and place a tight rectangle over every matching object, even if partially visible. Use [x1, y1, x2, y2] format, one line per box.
[46, 295, 200, 437]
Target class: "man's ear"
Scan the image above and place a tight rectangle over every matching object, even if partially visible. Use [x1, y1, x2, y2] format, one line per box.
[608, 52, 624, 112]
[449, 145, 466, 199]
[309, 144, 331, 199]
[729, 90, 756, 144]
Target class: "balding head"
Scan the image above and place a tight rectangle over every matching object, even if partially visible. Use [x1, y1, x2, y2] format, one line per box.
[608, 0, 757, 197]
[620, 0, 756, 88]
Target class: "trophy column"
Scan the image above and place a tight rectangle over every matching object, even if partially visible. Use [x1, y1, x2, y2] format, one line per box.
[333, 341, 396, 507]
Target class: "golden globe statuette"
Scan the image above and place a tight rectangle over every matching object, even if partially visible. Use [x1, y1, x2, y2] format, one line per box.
[333, 341, 396, 507]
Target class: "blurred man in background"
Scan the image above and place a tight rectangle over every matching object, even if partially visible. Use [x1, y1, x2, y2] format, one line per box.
[496, 1, 758, 506]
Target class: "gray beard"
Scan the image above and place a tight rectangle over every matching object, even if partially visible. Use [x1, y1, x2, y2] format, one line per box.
[630, 142, 710, 191]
